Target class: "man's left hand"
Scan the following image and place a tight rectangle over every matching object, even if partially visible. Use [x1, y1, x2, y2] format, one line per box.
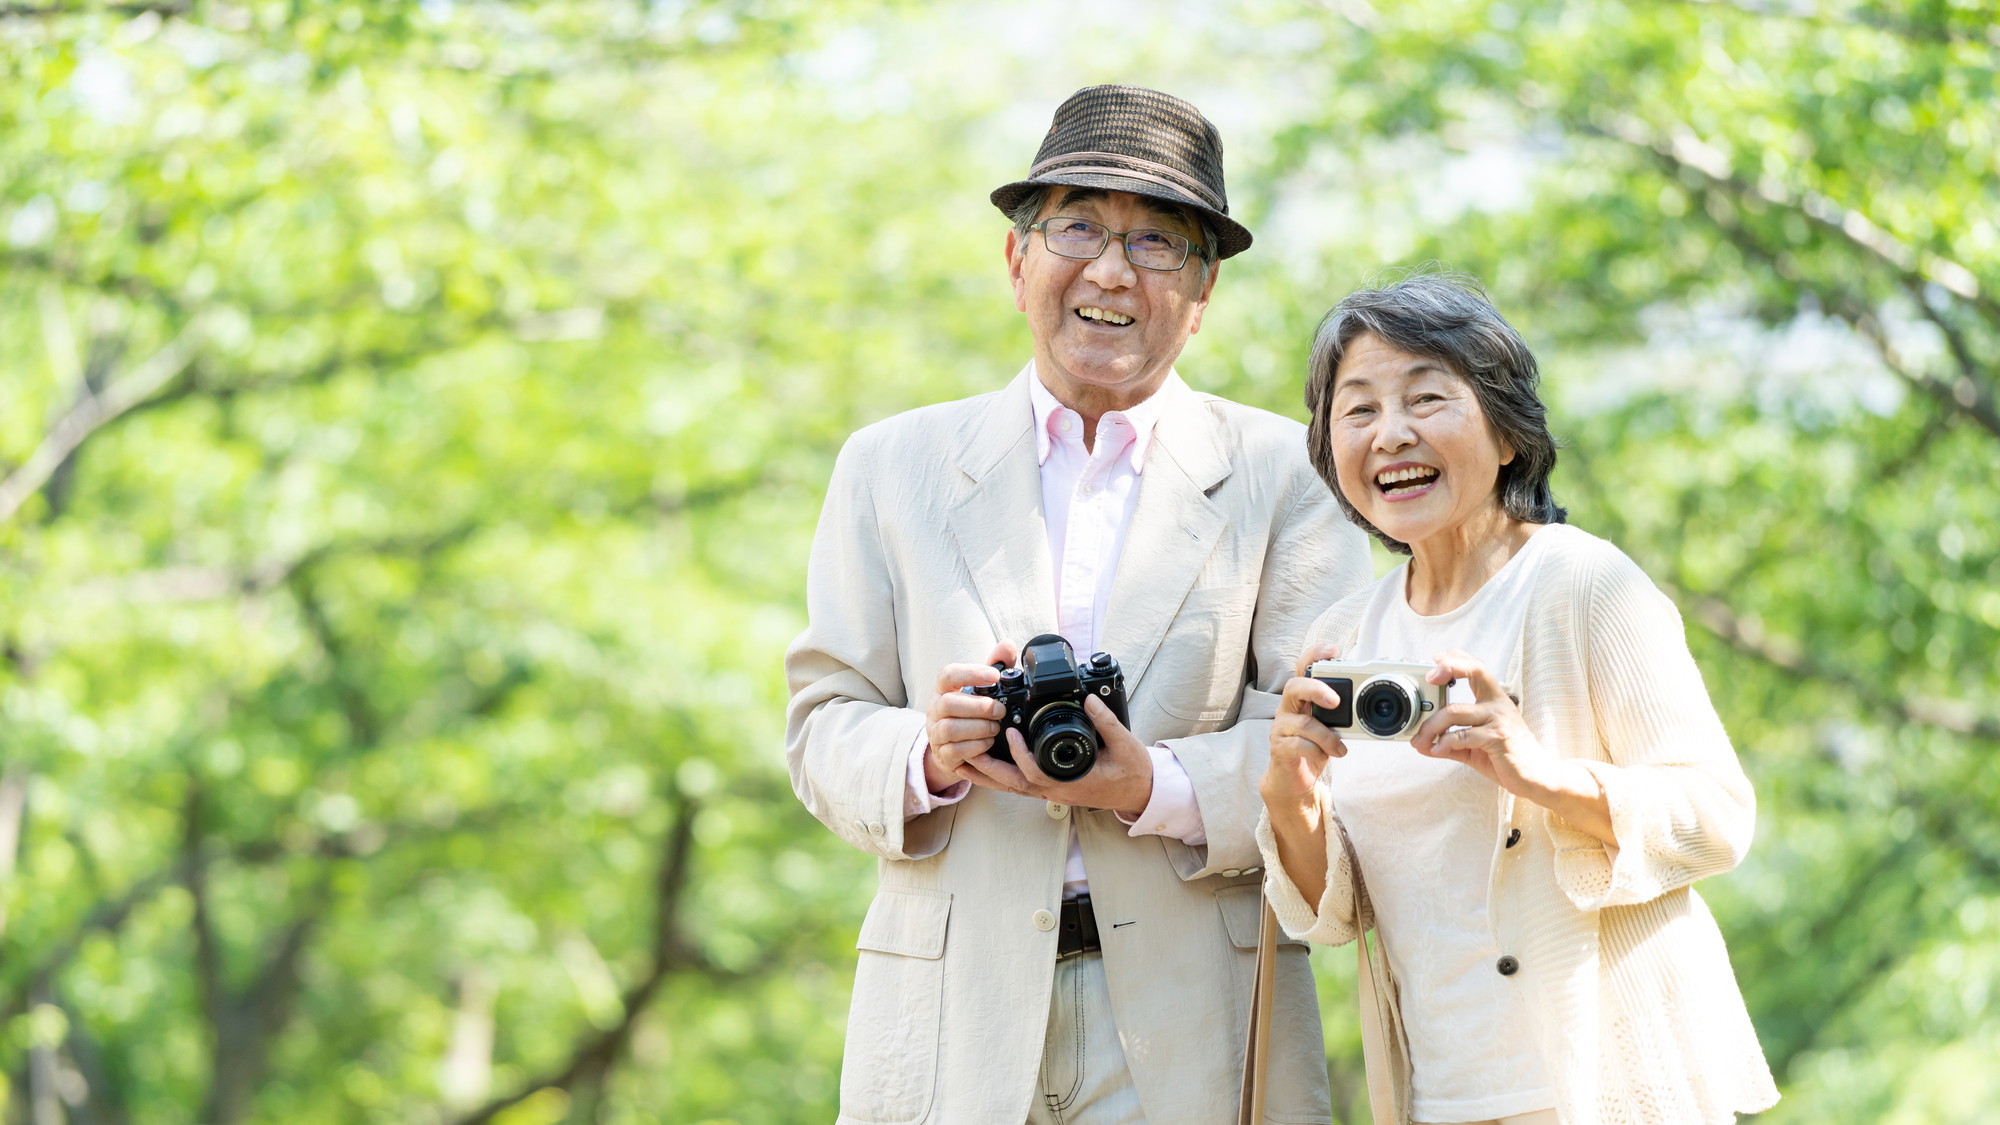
[955, 695, 1154, 818]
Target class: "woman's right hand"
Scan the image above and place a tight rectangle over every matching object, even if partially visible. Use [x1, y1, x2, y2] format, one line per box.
[1261, 642, 1348, 818]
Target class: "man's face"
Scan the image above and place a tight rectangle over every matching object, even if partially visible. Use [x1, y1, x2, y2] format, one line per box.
[1006, 188, 1218, 410]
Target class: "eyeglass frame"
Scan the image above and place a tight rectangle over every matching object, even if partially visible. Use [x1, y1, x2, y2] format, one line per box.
[1025, 216, 1205, 272]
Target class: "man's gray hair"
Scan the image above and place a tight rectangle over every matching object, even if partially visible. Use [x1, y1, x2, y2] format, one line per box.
[1303, 270, 1567, 555]
[1006, 186, 1221, 278]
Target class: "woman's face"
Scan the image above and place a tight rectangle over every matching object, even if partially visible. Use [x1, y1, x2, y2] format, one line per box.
[1326, 332, 1515, 550]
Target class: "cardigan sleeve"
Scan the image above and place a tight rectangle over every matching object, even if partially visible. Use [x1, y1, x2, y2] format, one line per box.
[1255, 794, 1363, 946]
[1546, 545, 1758, 910]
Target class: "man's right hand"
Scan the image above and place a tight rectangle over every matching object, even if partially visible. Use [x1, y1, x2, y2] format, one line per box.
[923, 642, 1020, 794]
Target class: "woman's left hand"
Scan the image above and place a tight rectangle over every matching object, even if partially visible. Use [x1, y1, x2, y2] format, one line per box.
[1409, 650, 1545, 791]
[1411, 649, 1614, 844]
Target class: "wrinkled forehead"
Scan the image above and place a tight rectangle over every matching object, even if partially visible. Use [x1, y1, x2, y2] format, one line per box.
[1333, 340, 1462, 394]
[1041, 186, 1202, 234]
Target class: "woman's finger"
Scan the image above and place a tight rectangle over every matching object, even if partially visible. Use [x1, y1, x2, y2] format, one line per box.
[1410, 701, 1490, 752]
[1292, 642, 1341, 679]
[1279, 675, 1343, 717]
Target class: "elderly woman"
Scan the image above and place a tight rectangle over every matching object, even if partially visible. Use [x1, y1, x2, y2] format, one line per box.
[1257, 274, 1778, 1125]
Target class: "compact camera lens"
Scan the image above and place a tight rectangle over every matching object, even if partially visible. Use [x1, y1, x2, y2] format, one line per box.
[1028, 702, 1098, 781]
[1356, 677, 1417, 738]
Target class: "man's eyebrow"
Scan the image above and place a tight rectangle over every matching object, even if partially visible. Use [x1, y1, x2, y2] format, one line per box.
[1051, 187, 1198, 231]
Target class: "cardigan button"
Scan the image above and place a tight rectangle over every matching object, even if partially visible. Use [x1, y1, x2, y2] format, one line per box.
[1497, 955, 1520, 976]
[1505, 828, 1522, 849]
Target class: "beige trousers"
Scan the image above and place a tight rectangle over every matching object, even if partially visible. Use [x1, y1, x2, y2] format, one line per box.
[1023, 953, 1146, 1125]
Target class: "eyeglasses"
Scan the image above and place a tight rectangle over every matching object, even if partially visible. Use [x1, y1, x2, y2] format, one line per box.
[1027, 216, 1201, 272]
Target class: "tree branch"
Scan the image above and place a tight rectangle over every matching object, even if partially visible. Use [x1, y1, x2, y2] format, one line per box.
[1588, 111, 1998, 322]
[1662, 582, 2000, 740]
[446, 796, 705, 1125]
[0, 2, 187, 17]
[1661, 0, 2000, 49]
[0, 315, 206, 525]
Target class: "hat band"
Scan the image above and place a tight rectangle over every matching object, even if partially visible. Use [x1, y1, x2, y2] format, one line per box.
[1026, 150, 1226, 212]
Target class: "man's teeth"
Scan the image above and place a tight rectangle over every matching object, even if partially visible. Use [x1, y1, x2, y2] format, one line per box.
[1376, 466, 1439, 490]
[1077, 307, 1134, 326]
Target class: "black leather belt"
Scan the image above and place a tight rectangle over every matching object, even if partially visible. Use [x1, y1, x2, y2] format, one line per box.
[1057, 896, 1102, 959]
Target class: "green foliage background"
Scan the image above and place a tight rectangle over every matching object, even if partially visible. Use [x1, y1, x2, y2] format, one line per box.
[1, 1, 1995, 1122]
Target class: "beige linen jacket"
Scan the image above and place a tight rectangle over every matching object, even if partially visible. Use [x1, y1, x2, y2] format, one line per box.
[1257, 525, 1780, 1125]
[786, 368, 1373, 1125]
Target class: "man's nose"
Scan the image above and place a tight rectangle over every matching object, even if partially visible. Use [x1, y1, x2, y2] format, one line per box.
[1081, 236, 1138, 289]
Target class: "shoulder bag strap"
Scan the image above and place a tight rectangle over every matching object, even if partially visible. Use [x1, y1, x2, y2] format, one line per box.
[1237, 900, 1279, 1125]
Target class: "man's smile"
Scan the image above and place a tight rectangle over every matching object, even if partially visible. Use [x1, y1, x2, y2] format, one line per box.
[1075, 306, 1134, 326]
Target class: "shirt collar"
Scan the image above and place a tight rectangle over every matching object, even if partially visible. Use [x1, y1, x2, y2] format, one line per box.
[1027, 362, 1179, 474]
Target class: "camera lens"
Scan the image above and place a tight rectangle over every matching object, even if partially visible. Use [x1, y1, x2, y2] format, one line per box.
[1355, 676, 1417, 738]
[1028, 702, 1098, 781]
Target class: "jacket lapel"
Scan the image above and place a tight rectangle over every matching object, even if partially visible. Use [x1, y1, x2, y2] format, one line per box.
[1099, 380, 1228, 694]
[946, 369, 1059, 648]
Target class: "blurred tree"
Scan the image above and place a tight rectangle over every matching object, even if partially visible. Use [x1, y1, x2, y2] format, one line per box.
[1242, 1, 2000, 1119]
[2, 0, 1995, 1123]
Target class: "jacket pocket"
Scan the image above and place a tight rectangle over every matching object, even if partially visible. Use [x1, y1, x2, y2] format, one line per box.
[840, 887, 951, 1124]
[1155, 584, 1259, 723]
[1215, 882, 1306, 950]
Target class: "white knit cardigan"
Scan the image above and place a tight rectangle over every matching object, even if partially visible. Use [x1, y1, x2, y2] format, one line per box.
[1257, 525, 1779, 1125]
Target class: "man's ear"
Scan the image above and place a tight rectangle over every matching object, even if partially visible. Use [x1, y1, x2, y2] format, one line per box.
[1005, 228, 1027, 312]
[1186, 260, 1220, 335]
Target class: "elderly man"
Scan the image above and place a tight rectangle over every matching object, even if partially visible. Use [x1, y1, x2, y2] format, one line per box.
[786, 86, 1372, 1125]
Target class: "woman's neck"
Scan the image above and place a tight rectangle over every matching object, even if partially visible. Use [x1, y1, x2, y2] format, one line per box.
[1404, 510, 1542, 616]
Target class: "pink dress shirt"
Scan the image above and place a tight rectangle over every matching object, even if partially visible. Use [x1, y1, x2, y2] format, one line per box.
[905, 364, 1207, 898]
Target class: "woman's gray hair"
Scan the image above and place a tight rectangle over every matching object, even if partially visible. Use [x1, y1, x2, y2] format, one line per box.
[1303, 271, 1566, 555]
[1006, 186, 1221, 278]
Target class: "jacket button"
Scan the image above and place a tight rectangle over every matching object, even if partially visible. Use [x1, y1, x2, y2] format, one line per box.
[1505, 828, 1521, 849]
[1032, 909, 1056, 932]
[1046, 802, 1069, 820]
[1497, 955, 1520, 976]
[1222, 869, 1242, 878]
[867, 821, 886, 838]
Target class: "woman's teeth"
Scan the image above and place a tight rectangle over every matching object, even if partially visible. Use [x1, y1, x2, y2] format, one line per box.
[1077, 307, 1133, 325]
[1376, 466, 1439, 493]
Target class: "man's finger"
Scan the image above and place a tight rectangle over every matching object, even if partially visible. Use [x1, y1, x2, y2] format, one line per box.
[931, 718, 999, 750]
[1007, 727, 1058, 788]
[1081, 694, 1132, 738]
[985, 640, 1020, 670]
[933, 685, 1005, 722]
[1292, 642, 1341, 679]
[936, 660, 1006, 696]
[960, 746, 1032, 794]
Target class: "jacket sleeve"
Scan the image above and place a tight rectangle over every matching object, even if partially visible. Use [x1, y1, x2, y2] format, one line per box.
[783, 433, 950, 862]
[1157, 480, 1375, 877]
[1546, 545, 1758, 910]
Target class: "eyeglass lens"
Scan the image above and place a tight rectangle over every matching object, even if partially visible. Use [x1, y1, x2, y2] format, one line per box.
[1041, 218, 1191, 271]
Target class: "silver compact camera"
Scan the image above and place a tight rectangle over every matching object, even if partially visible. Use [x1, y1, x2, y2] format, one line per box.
[1306, 660, 1452, 741]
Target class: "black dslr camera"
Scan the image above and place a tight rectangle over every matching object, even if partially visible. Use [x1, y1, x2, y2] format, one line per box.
[961, 633, 1129, 781]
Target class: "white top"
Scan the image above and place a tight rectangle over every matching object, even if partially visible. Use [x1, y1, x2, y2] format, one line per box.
[1328, 527, 1555, 1122]
[901, 365, 1206, 898]
[1257, 524, 1778, 1125]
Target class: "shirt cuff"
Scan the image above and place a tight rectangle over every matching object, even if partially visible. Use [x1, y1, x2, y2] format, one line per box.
[905, 730, 970, 819]
[1116, 744, 1207, 846]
